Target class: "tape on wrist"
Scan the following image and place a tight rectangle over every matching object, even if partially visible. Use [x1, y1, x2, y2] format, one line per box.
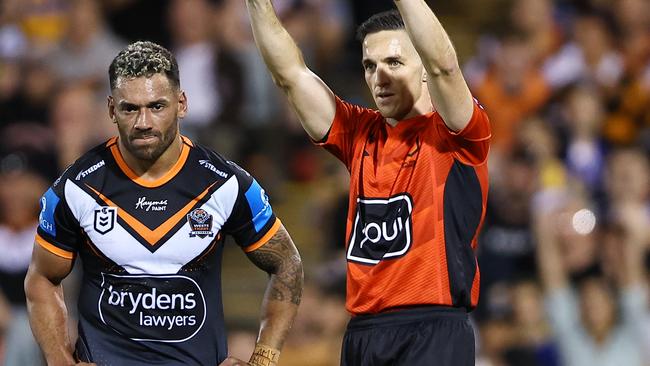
[249, 344, 280, 366]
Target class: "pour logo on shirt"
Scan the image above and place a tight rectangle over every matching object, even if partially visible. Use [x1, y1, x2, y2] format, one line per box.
[98, 274, 206, 343]
[347, 194, 413, 265]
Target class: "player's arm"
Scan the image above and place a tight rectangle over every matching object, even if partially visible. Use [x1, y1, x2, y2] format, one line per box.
[245, 0, 336, 141]
[24, 244, 81, 366]
[394, 0, 474, 132]
[245, 223, 303, 366]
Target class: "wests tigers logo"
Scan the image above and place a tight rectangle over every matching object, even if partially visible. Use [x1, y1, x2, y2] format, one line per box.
[187, 208, 214, 238]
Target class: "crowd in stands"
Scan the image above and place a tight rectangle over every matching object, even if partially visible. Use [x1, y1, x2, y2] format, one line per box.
[0, 0, 649, 365]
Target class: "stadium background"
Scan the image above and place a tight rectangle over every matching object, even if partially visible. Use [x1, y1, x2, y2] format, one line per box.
[1, 0, 650, 365]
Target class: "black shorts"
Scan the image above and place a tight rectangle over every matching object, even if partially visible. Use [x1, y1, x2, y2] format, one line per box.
[341, 306, 474, 366]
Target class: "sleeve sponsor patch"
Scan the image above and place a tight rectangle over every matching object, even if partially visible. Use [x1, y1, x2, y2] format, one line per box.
[39, 188, 60, 237]
[244, 180, 272, 233]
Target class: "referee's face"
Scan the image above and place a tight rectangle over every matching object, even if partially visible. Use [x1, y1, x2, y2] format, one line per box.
[362, 30, 428, 121]
[108, 74, 187, 162]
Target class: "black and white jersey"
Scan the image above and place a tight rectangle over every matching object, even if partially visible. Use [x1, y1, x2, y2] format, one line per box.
[36, 136, 280, 365]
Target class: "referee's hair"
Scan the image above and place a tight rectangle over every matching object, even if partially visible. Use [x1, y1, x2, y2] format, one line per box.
[109, 41, 180, 90]
[356, 9, 405, 42]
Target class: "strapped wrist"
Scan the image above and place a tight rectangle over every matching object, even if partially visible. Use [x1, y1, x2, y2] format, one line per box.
[249, 343, 280, 366]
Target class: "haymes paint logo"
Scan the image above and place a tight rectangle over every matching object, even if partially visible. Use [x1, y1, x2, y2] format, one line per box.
[98, 274, 206, 343]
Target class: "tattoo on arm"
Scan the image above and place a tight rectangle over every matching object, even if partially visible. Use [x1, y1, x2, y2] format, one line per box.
[246, 226, 303, 305]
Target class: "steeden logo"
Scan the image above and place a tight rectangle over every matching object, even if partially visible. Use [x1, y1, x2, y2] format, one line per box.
[75, 160, 105, 180]
[198, 160, 228, 179]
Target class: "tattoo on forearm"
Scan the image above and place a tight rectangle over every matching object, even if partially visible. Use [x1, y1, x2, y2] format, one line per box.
[247, 227, 303, 305]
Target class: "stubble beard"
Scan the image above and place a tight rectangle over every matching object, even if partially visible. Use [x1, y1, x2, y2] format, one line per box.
[125, 129, 177, 163]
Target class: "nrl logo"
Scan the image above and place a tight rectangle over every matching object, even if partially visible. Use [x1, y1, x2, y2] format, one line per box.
[187, 208, 214, 238]
[94, 206, 117, 234]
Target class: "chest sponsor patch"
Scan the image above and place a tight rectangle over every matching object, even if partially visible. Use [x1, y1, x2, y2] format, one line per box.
[98, 273, 206, 343]
[347, 194, 413, 265]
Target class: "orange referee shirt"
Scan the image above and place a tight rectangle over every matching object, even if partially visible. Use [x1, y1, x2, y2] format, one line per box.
[317, 97, 490, 315]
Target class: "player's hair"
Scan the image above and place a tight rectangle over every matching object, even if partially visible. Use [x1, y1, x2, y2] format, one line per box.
[356, 9, 405, 42]
[108, 41, 180, 90]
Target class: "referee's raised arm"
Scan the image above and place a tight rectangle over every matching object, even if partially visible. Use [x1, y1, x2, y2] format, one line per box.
[245, 0, 336, 141]
[393, 0, 474, 132]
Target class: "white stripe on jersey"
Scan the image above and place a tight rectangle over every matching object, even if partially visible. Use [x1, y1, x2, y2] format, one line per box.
[64, 177, 239, 274]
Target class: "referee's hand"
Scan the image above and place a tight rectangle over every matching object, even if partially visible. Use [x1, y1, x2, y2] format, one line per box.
[219, 356, 250, 366]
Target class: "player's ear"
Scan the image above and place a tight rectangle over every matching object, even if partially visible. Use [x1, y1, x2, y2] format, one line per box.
[107, 96, 116, 123]
[422, 71, 427, 83]
[177, 90, 188, 119]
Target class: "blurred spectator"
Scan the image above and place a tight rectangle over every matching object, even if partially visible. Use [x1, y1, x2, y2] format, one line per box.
[603, 0, 650, 148]
[543, 14, 623, 92]
[2, 1, 650, 364]
[310, 0, 352, 76]
[472, 33, 551, 156]
[46, 0, 124, 91]
[50, 84, 113, 170]
[475, 280, 561, 366]
[535, 187, 648, 366]
[0, 0, 27, 60]
[560, 85, 608, 192]
[215, 0, 292, 126]
[17, 0, 68, 52]
[167, 0, 244, 138]
[508, 280, 560, 366]
[476, 318, 514, 366]
[0, 58, 56, 129]
[0, 156, 48, 366]
[510, 0, 564, 64]
[478, 150, 538, 320]
[603, 148, 649, 209]
[215, 0, 347, 127]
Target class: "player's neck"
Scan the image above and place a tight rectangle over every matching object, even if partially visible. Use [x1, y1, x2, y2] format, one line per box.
[118, 135, 183, 181]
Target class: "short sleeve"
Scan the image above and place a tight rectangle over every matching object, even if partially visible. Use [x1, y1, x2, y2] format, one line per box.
[221, 163, 280, 252]
[314, 96, 379, 169]
[437, 98, 491, 165]
[36, 184, 81, 259]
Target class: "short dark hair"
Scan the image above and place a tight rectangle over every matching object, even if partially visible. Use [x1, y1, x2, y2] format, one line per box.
[356, 9, 405, 42]
[108, 41, 180, 90]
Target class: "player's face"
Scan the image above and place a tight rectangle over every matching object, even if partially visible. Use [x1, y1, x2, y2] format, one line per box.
[108, 74, 187, 162]
[362, 30, 427, 120]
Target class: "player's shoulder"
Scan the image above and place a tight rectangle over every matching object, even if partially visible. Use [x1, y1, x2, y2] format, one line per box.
[188, 142, 250, 182]
[50, 139, 112, 194]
